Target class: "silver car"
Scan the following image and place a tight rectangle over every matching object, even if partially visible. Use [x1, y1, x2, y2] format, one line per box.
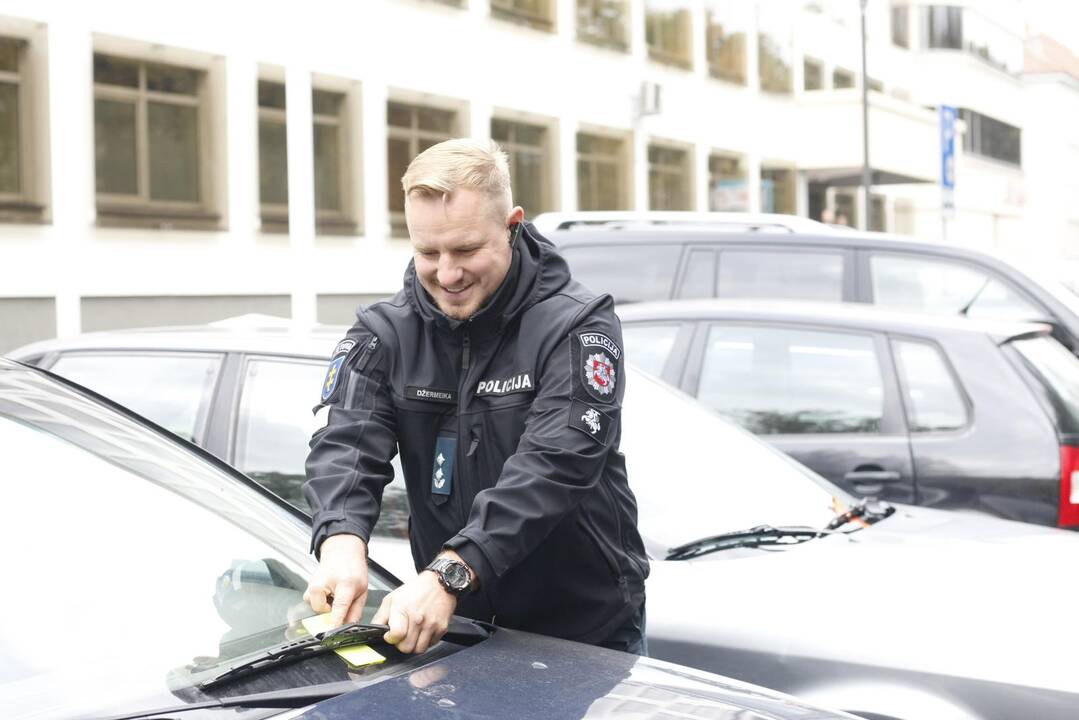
[10, 318, 1079, 719]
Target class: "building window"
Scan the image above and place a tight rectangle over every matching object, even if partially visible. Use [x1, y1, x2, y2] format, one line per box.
[491, 0, 555, 31]
[960, 108, 1021, 166]
[577, 131, 628, 211]
[577, 0, 629, 52]
[705, 1, 748, 84]
[387, 100, 458, 236]
[492, 118, 551, 215]
[924, 5, 961, 50]
[757, 5, 794, 94]
[312, 89, 353, 232]
[257, 80, 288, 229]
[648, 143, 692, 211]
[93, 53, 209, 223]
[0, 37, 23, 201]
[832, 67, 855, 88]
[646, 2, 693, 69]
[708, 153, 747, 211]
[803, 58, 823, 90]
[760, 165, 795, 215]
[866, 77, 883, 92]
[891, 3, 910, 48]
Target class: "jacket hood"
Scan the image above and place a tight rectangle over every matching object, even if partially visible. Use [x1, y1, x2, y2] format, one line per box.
[403, 222, 572, 336]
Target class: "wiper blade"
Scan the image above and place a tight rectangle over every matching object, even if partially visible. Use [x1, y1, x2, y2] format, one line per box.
[827, 497, 895, 530]
[198, 621, 391, 690]
[198, 618, 491, 691]
[666, 525, 839, 560]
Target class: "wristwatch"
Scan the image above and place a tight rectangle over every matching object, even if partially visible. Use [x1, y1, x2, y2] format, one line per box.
[425, 557, 474, 596]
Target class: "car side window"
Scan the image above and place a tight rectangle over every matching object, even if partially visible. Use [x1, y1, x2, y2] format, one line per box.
[891, 339, 968, 431]
[677, 249, 717, 299]
[622, 323, 682, 378]
[870, 254, 1043, 320]
[49, 351, 221, 443]
[697, 324, 884, 434]
[561, 244, 681, 302]
[235, 357, 409, 539]
[717, 249, 844, 301]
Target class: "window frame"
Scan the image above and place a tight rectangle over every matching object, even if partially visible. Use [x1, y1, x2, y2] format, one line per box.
[684, 320, 906, 437]
[93, 53, 210, 218]
[888, 334, 972, 434]
[577, 0, 630, 52]
[576, 129, 630, 211]
[491, 115, 553, 216]
[715, 243, 857, 302]
[386, 99, 460, 237]
[491, 0, 556, 32]
[647, 140, 693, 211]
[646, 4, 693, 70]
[0, 36, 30, 208]
[707, 151, 748, 211]
[257, 79, 289, 230]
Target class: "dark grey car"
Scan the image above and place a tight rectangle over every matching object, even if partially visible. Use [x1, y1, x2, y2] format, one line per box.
[617, 299, 1079, 528]
[541, 218, 1079, 356]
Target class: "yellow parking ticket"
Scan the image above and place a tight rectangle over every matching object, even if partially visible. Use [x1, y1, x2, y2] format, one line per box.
[300, 613, 386, 669]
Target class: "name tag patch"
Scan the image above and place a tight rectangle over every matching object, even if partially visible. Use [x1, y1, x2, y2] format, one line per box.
[569, 399, 612, 445]
[476, 372, 533, 397]
[406, 386, 457, 404]
[579, 332, 621, 360]
[432, 436, 457, 496]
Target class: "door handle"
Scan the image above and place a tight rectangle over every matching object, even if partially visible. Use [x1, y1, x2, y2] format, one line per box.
[844, 469, 902, 495]
[843, 470, 901, 483]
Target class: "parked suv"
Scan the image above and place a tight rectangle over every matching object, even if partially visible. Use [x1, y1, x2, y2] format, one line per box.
[536, 213, 1079, 356]
[617, 299, 1079, 528]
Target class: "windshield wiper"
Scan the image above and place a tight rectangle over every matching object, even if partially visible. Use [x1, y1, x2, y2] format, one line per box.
[666, 525, 842, 561]
[198, 619, 490, 691]
[826, 497, 895, 530]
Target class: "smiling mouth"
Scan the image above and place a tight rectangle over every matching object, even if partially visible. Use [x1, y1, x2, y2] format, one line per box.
[440, 285, 473, 297]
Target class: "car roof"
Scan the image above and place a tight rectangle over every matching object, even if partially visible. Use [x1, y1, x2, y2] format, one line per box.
[615, 299, 1052, 344]
[532, 211, 836, 234]
[8, 314, 350, 360]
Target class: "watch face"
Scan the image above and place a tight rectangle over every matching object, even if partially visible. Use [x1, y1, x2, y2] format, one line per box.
[444, 562, 470, 591]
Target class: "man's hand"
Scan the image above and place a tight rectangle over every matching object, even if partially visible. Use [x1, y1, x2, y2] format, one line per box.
[372, 552, 470, 654]
[304, 534, 369, 627]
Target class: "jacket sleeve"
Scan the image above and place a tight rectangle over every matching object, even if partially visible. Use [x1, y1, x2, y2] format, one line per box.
[445, 296, 626, 588]
[303, 326, 398, 558]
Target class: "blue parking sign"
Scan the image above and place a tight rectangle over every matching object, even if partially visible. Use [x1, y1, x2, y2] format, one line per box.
[940, 105, 957, 212]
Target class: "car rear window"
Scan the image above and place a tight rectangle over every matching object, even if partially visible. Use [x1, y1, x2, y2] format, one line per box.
[1010, 336, 1079, 435]
[561, 244, 681, 302]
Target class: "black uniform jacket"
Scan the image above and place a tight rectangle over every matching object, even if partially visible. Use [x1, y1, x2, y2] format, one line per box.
[304, 223, 649, 643]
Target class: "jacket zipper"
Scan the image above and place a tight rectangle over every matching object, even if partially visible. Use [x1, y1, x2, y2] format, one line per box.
[454, 326, 472, 521]
[598, 476, 645, 580]
[578, 511, 627, 596]
[355, 336, 380, 371]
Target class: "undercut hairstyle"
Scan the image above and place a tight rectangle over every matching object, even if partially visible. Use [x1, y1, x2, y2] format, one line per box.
[402, 138, 513, 220]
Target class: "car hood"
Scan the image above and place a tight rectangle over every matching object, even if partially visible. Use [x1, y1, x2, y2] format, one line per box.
[647, 504, 1079, 694]
[297, 627, 855, 719]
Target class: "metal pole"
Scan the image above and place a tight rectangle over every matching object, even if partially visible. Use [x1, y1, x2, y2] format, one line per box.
[860, 0, 871, 231]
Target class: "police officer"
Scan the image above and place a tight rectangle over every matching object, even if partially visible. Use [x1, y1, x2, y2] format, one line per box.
[303, 138, 649, 655]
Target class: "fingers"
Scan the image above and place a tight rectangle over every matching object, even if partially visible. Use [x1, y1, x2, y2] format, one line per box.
[386, 606, 411, 647]
[304, 583, 331, 614]
[329, 582, 360, 627]
[344, 588, 368, 624]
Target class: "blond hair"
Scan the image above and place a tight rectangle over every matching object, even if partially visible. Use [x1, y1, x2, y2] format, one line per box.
[402, 138, 512, 219]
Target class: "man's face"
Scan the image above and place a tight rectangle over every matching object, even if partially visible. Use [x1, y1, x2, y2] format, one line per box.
[407, 189, 521, 320]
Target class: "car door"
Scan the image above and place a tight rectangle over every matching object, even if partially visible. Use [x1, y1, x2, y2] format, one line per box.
[682, 321, 916, 503]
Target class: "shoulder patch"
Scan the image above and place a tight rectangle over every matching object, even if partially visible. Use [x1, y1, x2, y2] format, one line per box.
[320, 336, 374, 404]
[569, 399, 612, 445]
[571, 330, 622, 403]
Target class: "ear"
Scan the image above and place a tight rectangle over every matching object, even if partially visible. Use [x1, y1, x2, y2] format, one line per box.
[505, 205, 525, 228]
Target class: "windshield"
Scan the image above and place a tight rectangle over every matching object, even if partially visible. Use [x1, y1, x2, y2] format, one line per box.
[621, 368, 847, 550]
[0, 367, 396, 720]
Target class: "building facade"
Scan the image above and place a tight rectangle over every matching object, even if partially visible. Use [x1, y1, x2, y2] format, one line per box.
[0, 0, 1075, 351]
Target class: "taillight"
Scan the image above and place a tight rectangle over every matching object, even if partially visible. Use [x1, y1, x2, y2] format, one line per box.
[1060, 446, 1079, 527]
